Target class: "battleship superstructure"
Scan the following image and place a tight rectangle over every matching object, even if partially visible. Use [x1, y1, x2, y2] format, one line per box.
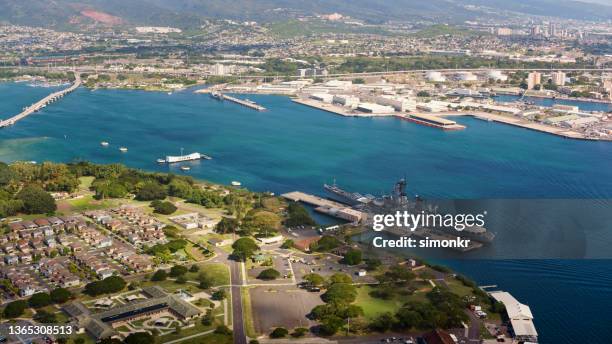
[325, 178, 495, 244]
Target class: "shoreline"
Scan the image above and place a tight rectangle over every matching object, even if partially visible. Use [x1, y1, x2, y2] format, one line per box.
[440, 111, 611, 141]
[515, 93, 612, 105]
[291, 98, 394, 117]
[292, 96, 609, 141]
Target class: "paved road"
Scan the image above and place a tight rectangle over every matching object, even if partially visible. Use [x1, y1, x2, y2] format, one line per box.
[465, 310, 483, 343]
[228, 253, 247, 344]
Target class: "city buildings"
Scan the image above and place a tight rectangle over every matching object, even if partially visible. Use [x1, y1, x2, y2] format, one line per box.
[527, 72, 542, 90]
[551, 71, 567, 86]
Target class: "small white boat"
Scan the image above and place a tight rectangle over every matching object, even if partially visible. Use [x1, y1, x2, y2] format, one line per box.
[101, 141, 109, 146]
[231, 181, 241, 186]
[119, 147, 128, 152]
[180, 166, 191, 171]
[156, 158, 166, 164]
[167, 92, 172, 95]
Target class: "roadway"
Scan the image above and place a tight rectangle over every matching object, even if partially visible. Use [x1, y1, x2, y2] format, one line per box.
[220, 246, 247, 344]
[0, 73, 81, 128]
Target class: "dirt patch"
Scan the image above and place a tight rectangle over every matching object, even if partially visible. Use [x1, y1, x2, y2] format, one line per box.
[80, 10, 123, 25]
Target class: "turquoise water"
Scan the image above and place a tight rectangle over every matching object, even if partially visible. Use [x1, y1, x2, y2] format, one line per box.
[2, 83, 612, 342]
[494, 94, 612, 112]
[1, 84, 612, 199]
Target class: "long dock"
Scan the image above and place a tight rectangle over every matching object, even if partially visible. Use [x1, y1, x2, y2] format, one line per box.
[441, 111, 601, 140]
[282, 191, 347, 208]
[281, 191, 365, 223]
[210, 92, 266, 111]
[292, 98, 394, 117]
[0, 73, 81, 128]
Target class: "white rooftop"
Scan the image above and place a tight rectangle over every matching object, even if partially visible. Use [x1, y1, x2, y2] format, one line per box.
[490, 291, 538, 338]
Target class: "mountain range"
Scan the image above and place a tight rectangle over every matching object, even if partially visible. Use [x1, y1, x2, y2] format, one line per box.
[0, 0, 610, 29]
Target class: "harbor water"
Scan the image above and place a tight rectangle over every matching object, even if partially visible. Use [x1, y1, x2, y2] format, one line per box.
[1, 83, 612, 342]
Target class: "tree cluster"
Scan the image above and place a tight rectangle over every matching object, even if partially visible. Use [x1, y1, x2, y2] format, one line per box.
[83, 276, 126, 296]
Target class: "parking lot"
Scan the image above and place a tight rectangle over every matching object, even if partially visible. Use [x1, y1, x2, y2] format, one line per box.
[250, 285, 323, 333]
[290, 252, 377, 284]
[246, 251, 294, 284]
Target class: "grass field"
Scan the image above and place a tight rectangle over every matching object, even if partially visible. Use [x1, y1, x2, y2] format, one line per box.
[184, 263, 231, 287]
[176, 333, 233, 344]
[354, 284, 434, 319]
[445, 278, 475, 297]
[78, 176, 95, 190]
[68, 333, 96, 344]
[354, 285, 403, 319]
[158, 319, 215, 343]
[242, 287, 257, 338]
[66, 195, 115, 212]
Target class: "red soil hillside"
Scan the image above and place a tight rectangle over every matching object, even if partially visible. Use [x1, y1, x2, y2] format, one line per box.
[80, 9, 123, 25]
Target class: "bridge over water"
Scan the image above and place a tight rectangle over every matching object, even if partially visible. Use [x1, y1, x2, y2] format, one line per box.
[0, 73, 81, 128]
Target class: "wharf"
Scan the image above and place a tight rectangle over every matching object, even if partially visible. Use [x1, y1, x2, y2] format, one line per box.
[395, 113, 466, 131]
[210, 92, 266, 111]
[281, 191, 365, 223]
[282, 191, 347, 209]
[292, 98, 393, 117]
[292, 98, 355, 116]
[442, 112, 606, 141]
[0, 73, 81, 128]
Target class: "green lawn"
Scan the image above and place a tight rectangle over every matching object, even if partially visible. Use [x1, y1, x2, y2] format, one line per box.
[185, 242, 208, 261]
[78, 176, 95, 190]
[445, 278, 475, 297]
[177, 333, 233, 344]
[354, 285, 434, 319]
[67, 195, 114, 212]
[116, 325, 130, 332]
[242, 288, 257, 337]
[158, 319, 218, 343]
[141, 279, 198, 293]
[184, 263, 230, 287]
[130, 317, 150, 328]
[354, 286, 403, 319]
[69, 333, 96, 344]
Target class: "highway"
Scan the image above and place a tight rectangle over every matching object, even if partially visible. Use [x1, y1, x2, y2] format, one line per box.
[0, 73, 81, 128]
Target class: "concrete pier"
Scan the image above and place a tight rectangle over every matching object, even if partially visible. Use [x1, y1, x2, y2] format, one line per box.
[281, 191, 365, 223]
[210, 92, 266, 111]
[282, 191, 347, 209]
[0, 73, 81, 128]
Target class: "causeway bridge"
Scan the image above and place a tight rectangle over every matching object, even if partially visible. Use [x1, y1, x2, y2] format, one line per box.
[0, 73, 81, 128]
